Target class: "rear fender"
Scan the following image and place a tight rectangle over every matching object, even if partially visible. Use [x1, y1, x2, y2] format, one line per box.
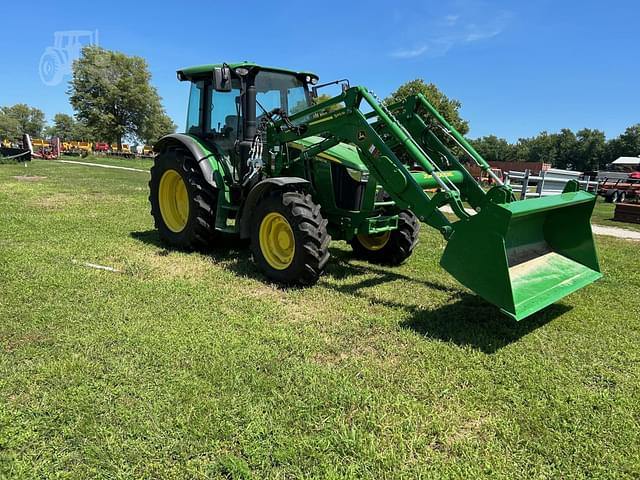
[154, 134, 218, 188]
[239, 177, 310, 238]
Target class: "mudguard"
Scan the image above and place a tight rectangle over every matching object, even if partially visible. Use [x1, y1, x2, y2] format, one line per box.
[239, 177, 310, 238]
[154, 133, 218, 188]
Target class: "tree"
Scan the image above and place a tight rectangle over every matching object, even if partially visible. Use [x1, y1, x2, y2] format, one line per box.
[0, 113, 20, 140]
[46, 113, 75, 139]
[469, 135, 514, 162]
[138, 103, 177, 144]
[385, 79, 469, 135]
[45, 113, 95, 141]
[616, 124, 640, 157]
[69, 46, 175, 148]
[553, 129, 579, 169]
[575, 128, 606, 171]
[0, 104, 46, 138]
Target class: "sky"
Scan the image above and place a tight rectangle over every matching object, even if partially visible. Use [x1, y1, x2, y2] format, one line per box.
[0, 0, 638, 142]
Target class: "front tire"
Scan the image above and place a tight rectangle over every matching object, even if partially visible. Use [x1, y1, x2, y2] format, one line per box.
[351, 210, 420, 265]
[149, 148, 217, 249]
[250, 191, 330, 285]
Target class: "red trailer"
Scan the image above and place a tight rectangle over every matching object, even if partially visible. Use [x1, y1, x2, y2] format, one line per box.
[599, 175, 640, 204]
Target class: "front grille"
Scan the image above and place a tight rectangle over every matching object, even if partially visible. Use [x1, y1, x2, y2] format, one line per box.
[331, 163, 365, 211]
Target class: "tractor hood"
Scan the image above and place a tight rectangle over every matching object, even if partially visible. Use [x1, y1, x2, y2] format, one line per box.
[289, 136, 367, 171]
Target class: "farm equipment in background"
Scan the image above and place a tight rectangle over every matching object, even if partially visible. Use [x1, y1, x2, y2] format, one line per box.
[24, 135, 58, 160]
[148, 62, 602, 321]
[109, 143, 134, 157]
[599, 176, 640, 204]
[94, 142, 110, 152]
[0, 135, 31, 161]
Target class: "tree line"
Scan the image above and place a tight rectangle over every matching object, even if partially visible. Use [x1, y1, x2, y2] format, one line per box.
[0, 45, 176, 147]
[386, 79, 638, 172]
[468, 127, 640, 171]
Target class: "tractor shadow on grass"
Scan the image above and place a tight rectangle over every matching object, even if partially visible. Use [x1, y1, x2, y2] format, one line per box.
[323, 247, 569, 354]
[399, 298, 570, 354]
[130, 233, 569, 353]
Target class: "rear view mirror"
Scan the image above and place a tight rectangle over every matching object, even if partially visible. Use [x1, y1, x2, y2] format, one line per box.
[213, 66, 232, 92]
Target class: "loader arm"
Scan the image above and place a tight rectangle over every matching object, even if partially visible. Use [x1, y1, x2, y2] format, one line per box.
[268, 86, 470, 237]
[267, 86, 602, 321]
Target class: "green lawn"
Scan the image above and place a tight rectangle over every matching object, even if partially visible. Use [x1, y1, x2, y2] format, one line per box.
[59, 154, 154, 171]
[1, 159, 639, 478]
[592, 196, 640, 232]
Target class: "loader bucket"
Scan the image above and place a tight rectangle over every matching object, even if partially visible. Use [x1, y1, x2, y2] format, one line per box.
[440, 191, 602, 321]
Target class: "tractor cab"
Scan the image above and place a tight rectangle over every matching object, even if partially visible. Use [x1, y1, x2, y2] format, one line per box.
[177, 62, 318, 180]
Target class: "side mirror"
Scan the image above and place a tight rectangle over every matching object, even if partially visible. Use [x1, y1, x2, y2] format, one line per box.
[340, 80, 350, 93]
[213, 66, 232, 92]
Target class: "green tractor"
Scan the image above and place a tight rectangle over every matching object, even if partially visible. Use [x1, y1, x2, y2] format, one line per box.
[150, 62, 602, 321]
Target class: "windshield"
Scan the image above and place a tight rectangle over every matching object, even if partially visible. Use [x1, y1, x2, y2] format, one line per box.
[255, 71, 311, 117]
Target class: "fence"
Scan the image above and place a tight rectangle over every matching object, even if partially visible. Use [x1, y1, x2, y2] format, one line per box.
[505, 168, 600, 200]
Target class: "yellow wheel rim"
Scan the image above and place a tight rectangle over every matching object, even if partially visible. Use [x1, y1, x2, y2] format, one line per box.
[158, 169, 189, 233]
[259, 212, 295, 270]
[357, 231, 391, 251]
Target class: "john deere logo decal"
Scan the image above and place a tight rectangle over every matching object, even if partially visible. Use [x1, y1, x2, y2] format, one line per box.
[357, 131, 366, 141]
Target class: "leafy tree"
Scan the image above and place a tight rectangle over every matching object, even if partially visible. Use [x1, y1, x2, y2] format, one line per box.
[385, 79, 469, 135]
[0, 104, 46, 138]
[139, 104, 177, 144]
[616, 124, 640, 157]
[46, 113, 75, 139]
[0, 113, 20, 140]
[553, 129, 579, 169]
[69, 46, 175, 148]
[469, 135, 514, 162]
[45, 113, 95, 141]
[71, 119, 95, 141]
[575, 128, 606, 171]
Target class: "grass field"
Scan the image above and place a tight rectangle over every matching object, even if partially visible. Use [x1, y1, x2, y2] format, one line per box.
[1, 159, 639, 478]
[591, 196, 640, 232]
[58, 154, 155, 171]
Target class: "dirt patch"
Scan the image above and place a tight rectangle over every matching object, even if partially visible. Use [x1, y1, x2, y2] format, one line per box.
[30, 193, 78, 209]
[444, 416, 490, 448]
[12, 175, 47, 181]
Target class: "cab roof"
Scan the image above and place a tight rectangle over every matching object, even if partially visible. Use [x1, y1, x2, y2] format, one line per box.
[177, 62, 318, 82]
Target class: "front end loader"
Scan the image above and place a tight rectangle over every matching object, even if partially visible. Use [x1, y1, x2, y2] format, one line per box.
[149, 62, 601, 321]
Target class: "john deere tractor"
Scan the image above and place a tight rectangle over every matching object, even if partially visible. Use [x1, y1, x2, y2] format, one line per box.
[149, 62, 602, 320]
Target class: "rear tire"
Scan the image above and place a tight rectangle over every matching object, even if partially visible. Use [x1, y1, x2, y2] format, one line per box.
[149, 148, 217, 249]
[351, 210, 420, 265]
[250, 191, 330, 285]
[618, 191, 627, 203]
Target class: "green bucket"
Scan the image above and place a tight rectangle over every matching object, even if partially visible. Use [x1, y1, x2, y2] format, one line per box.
[440, 191, 602, 321]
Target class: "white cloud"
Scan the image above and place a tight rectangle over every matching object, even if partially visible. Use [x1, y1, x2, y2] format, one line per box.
[444, 14, 460, 26]
[465, 27, 503, 43]
[390, 9, 512, 60]
[391, 45, 429, 59]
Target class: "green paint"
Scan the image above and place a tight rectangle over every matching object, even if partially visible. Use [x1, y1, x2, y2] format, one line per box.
[157, 62, 602, 320]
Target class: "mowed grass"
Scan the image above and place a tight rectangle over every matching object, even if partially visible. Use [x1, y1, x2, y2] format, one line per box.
[591, 196, 640, 232]
[59, 154, 155, 171]
[1, 159, 639, 479]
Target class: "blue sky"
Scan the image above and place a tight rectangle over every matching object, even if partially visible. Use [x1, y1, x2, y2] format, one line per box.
[0, 0, 638, 141]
